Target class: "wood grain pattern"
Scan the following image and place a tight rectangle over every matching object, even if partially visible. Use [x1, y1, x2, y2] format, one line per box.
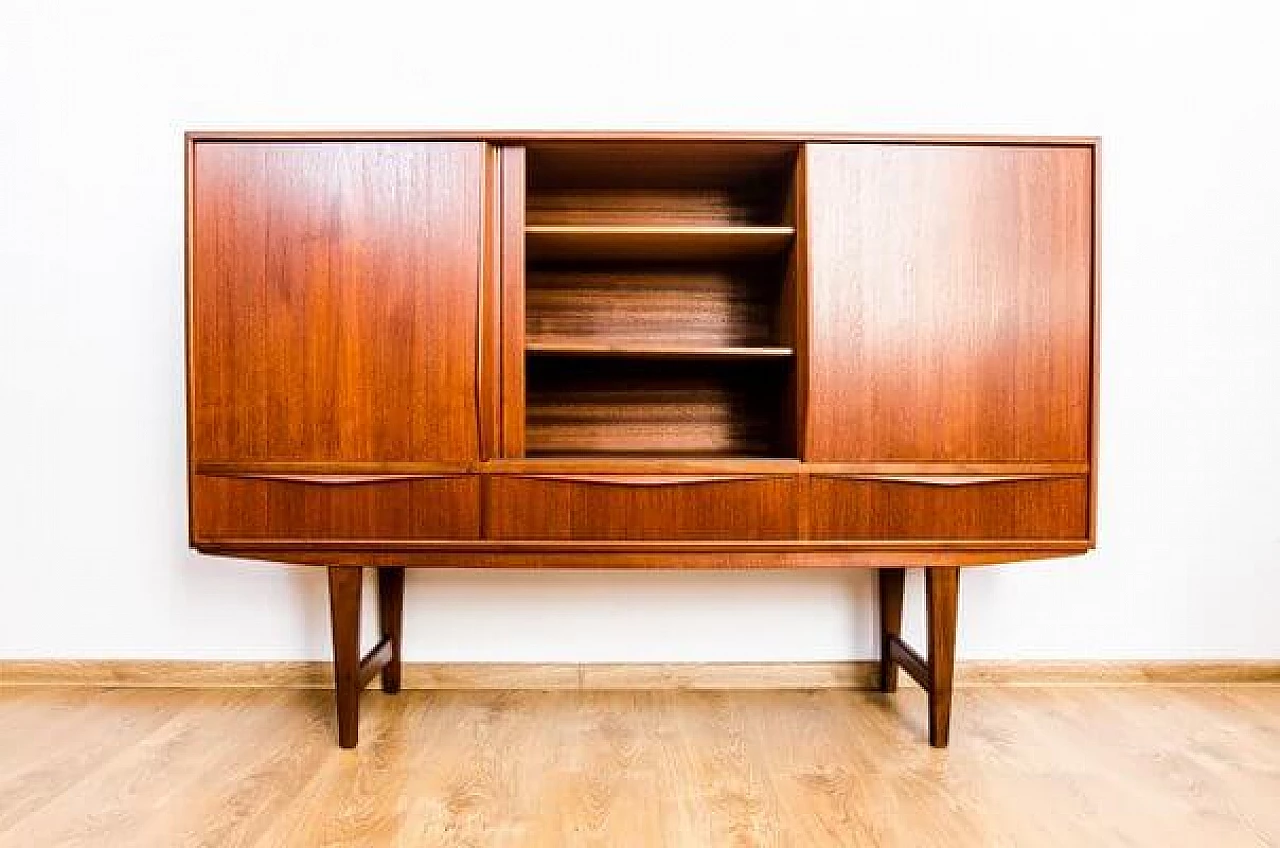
[1, 686, 1276, 847]
[191, 474, 480, 541]
[189, 141, 484, 463]
[809, 475, 1089, 540]
[485, 475, 800, 540]
[805, 143, 1093, 462]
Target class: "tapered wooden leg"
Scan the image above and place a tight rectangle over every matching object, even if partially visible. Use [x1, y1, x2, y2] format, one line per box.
[377, 567, 405, 694]
[925, 566, 960, 748]
[327, 566, 363, 749]
[878, 567, 906, 693]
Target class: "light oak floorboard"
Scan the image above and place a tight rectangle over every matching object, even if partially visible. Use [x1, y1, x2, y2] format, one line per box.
[0, 686, 1276, 847]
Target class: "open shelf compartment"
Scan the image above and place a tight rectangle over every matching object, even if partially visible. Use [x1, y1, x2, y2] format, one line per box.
[525, 141, 799, 227]
[526, 357, 794, 458]
[517, 141, 804, 460]
[526, 259, 793, 351]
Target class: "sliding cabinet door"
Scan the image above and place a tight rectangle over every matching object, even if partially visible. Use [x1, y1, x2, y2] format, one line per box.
[189, 141, 484, 463]
[804, 143, 1093, 462]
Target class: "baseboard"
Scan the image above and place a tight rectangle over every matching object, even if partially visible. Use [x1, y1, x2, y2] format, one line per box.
[1, 659, 1277, 689]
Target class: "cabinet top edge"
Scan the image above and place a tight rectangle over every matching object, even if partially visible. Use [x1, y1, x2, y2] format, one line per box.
[184, 130, 1100, 146]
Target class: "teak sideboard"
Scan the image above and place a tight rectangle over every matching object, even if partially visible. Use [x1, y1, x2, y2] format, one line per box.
[185, 131, 1099, 748]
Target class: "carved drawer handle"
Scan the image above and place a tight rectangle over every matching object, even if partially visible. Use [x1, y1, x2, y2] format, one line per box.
[518, 474, 772, 486]
[221, 474, 455, 485]
[833, 474, 1062, 486]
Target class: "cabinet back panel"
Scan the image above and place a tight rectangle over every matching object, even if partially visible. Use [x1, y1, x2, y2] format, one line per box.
[805, 144, 1093, 462]
[189, 141, 484, 462]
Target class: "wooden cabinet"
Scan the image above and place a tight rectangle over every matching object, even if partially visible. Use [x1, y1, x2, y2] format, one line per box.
[185, 131, 1099, 748]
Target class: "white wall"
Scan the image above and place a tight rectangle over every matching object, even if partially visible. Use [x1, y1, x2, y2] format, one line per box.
[2, 0, 1277, 663]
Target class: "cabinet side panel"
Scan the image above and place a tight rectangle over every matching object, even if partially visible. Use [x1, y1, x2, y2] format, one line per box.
[805, 144, 1093, 462]
[189, 141, 484, 462]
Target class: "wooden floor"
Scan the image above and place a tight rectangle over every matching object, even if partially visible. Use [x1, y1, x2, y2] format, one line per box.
[0, 686, 1277, 847]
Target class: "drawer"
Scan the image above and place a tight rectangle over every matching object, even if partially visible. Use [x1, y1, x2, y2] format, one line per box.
[486, 475, 800, 540]
[191, 474, 481, 541]
[808, 475, 1088, 540]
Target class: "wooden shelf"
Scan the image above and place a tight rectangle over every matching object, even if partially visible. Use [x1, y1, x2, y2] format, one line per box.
[526, 225, 795, 262]
[526, 342, 794, 359]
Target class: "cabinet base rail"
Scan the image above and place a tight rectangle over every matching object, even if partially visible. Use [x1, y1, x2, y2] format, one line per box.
[323, 563, 960, 749]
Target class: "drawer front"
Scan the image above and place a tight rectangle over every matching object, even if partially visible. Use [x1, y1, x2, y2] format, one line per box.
[192, 475, 481, 541]
[486, 475, 800, 540]
[809, 475, 1088, 540]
